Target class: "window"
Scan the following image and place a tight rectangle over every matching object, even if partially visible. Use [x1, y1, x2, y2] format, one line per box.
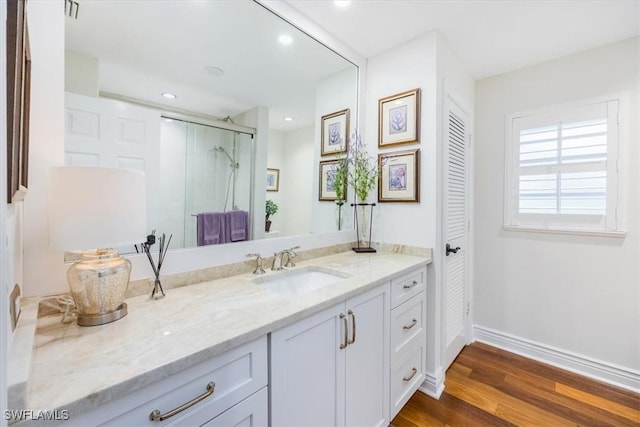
[504, 97, 625, 236]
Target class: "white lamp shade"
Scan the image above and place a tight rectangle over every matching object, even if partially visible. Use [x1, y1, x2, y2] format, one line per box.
[48, 166, 147, 250]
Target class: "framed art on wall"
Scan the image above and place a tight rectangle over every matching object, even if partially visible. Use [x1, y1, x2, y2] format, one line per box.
[266, 168, 280, 192]
[318, 160, 345, 201]
[378, 149, 420, 203]
[7, 0, 31, 203]
[321, 108, 349, 156]
[378, 88, 420, 148]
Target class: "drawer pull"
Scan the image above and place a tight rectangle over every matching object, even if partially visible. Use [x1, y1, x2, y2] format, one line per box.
[149, 381, 215, 422]
[339, 313, 348, 349]
[403, 318, 418, 330]
[403, 280, 419, 290]
[347, 310, 356, 345]
[403, 368, 418, 382]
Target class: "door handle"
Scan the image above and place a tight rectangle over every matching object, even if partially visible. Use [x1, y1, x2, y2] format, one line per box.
[446, 243, 461, 256]
[347, 310, 356, 345]
[339, 313, 348, 349]
[149, 382, 215, 421]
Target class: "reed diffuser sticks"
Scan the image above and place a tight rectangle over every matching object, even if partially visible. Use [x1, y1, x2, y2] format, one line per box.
[142, 231, 172, 299]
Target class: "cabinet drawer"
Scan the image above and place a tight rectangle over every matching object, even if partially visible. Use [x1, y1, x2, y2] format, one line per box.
[390, 267, 426, 309]
[390, 294, 425, 357]
[88, 336, 268, 427]
[203, 387, 268, 427]
[390, 344, 424, 419]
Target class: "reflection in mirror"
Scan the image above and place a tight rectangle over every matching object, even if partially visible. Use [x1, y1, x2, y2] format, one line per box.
[159, 119, 254, 248]
[64, 0, 358, 251]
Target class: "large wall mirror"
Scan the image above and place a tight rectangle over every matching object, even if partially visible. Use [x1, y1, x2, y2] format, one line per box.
[64, 0, 358, 252]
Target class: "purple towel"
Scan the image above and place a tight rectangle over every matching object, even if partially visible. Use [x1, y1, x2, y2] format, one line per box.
[227, 210, 249, 242]
[197, 212, 227, 246]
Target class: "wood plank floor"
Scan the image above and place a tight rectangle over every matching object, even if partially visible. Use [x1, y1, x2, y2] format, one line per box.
[391, 342, 640, 426]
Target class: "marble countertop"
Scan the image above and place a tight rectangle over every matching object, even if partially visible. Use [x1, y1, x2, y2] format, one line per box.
[20, 250, 431, 417]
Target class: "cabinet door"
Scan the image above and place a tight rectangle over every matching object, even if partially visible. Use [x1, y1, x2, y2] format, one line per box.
[345, 284, 390, 427]
[202, 387, 268, 427]
[270, 303, 346, 427]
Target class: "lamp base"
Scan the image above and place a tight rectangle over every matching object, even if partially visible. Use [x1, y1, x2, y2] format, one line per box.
[77, 303, 127, 326]
[67, 249, 132, 327]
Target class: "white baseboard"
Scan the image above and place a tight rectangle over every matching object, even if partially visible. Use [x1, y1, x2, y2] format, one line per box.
[473, 325, 640, 394]
[418, 368, 444, 399]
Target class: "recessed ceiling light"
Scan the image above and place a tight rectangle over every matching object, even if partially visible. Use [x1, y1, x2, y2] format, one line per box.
[162, 92, 177, 99]
[278, 34, 293, 45]
[334, 1, 351, 7]
[284, 117, 294, 122]
[205, 66, 224, 77]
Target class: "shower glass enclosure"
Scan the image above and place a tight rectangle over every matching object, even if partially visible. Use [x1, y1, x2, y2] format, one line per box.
[158, 118, 254, 248]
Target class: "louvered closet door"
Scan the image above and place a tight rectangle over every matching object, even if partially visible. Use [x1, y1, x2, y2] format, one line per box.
[442, 98, 469, 370]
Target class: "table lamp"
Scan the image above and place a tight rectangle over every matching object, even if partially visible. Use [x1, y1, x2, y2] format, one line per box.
[48, 166, 147, 326]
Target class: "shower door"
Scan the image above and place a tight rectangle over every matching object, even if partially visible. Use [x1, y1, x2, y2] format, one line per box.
[183, 123, 253, 248]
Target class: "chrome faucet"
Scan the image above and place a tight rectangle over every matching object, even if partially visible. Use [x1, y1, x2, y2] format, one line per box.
[246, 253, 266, 274]
[272, 246, 300, 271]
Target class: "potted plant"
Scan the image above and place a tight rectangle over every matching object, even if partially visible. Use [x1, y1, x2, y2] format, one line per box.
[346, 133, 378, 251]
[265, 199, 278, 232]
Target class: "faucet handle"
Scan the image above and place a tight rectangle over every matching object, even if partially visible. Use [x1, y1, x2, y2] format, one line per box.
[284, 246, 299, 268]
[246, 253, 266, 274]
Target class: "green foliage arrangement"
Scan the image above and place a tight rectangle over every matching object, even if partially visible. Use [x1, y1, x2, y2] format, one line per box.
[332, 157, 348, 202]
[347, 133, 378, 204]
[265, 199, 279, 220]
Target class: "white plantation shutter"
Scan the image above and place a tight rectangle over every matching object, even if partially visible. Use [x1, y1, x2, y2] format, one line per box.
[505, 98, 621, 233]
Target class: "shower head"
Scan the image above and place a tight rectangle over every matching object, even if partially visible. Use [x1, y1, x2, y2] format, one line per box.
[213, 146, 236, 166]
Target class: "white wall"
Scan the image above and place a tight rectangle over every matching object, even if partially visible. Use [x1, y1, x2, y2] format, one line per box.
[282, 126, 314, 236]
[267, 125, 314, 238]
[365, 34, 438, 247]
[22, 2, 67, 297]
[474, 38, 639, 374]
[312, 68, 358, 234]
[365, 31, 475, 395]
[266, 129, 286, 235]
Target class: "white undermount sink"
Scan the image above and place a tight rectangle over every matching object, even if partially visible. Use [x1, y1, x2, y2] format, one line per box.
[253, 267, 350, 296]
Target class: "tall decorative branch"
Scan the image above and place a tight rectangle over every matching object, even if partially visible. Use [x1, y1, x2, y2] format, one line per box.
[345, 132, 379, 252]
[142, 231, 172, 299]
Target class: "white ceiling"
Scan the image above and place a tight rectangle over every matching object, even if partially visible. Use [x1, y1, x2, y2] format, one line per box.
[65, 0, 355, 130]
[286, 0, 640, 79]
[66, 0, 639, 131]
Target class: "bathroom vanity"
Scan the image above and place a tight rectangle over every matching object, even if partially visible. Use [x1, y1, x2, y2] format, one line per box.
[11, 250, 430, 426]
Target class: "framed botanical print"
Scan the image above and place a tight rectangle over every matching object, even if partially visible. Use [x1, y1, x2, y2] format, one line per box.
[318, 160, 345, 201]
[321, 108, 349, 156]
[266, 168, 280, 192]
[378, 149, 419, 203]
[378, 88, 420, 148]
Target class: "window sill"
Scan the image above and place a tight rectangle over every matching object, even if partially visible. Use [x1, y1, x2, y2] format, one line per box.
[503, 225, 627, 238]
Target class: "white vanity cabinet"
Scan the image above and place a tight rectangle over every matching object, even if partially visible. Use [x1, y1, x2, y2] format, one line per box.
[66, 336, 268, 427]
[389, 267, 427, 419]
[270, 283, 390, 427]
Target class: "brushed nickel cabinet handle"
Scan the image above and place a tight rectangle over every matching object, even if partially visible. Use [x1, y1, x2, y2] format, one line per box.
[403, 280, 419, 290]
[149, 382, 215, 422]
[403, 368, 418, 382]
[403, 318, 418, 330]
[347, 310, 356, 345]
[339, 313, 348, 349]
